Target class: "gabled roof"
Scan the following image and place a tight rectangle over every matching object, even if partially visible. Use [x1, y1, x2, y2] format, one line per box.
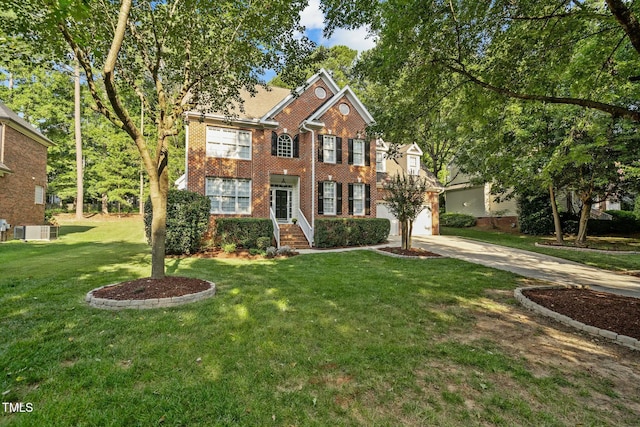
[260, 68, 341, 123]
[400, 142, 423, 156]
[0, 101, 54, 147]
[306, 85, 375, 126]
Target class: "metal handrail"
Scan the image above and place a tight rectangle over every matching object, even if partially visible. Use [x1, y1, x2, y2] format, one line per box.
[270, 208, 280, 248]
[296, 208, 313, 247]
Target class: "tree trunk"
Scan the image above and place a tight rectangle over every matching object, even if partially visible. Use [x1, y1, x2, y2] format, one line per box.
[101, 194, 108, 214]
[401, 220, 409, 250]
[549, 184, 564, 245]
[576, 199, 592, 246]
[148, 171, 168, 279]
[407, 220, 413, 250]
[74, 60, 84, 219]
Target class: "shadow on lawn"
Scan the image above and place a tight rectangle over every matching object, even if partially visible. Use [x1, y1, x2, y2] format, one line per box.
[58, 225, 96, 237]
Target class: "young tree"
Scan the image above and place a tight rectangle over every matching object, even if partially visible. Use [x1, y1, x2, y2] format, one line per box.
[383, 173, 430, 250]
[4, 0, 314, 278]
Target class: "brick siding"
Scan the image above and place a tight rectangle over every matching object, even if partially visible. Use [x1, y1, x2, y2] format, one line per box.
[0, 125, 48, 230]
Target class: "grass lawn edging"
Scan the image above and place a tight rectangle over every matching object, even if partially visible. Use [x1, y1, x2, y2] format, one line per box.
[514, 286, 640, 351]
[86, 281, 216, 310]
[534, 242, 640, 254]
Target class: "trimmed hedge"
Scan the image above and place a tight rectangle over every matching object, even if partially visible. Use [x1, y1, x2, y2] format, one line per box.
[213, 218, 273, 249]
[314, 218, 390, 248]
[144, 189, 211, 255]
[589, 210, 640, 235]
[440, 212, 477, 228]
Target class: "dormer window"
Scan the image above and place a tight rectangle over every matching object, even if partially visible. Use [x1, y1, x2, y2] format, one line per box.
[408, 155, 420, 176]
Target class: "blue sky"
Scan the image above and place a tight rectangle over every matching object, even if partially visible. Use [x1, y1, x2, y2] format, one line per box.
[263, 0, 377, 81]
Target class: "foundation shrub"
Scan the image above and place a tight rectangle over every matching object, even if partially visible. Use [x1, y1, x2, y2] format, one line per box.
[314, 218, 390, 248]
[214, 218, 273, 249]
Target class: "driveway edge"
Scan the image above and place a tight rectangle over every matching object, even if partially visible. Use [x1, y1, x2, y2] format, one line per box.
[514, 286, 640, 351]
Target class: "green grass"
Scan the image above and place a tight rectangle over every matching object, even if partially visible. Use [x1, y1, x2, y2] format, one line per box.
[1, 218, 639, 426]
[442, 227, 640, 272]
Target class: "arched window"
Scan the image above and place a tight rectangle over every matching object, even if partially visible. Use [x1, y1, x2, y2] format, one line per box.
[277, 134, 293, 158]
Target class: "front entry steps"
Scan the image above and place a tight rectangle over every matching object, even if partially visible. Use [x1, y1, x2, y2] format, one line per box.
[279, 224, 310, 249]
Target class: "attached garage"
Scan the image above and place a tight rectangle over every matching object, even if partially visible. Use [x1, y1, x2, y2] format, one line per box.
[377, 202, 435, 236]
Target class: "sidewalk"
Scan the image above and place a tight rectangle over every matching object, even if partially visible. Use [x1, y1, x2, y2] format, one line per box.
[412, 235, 640, 299]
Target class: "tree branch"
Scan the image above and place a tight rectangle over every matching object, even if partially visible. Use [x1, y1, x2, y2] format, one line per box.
[606, 0, 640, 56]
[441, 61, 640, 122]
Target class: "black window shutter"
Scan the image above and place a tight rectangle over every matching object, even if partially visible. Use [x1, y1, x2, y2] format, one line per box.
[317, 181, 324, 215]
[347, 139, 354, 165]
[364, 141, 371, 166]
[271, 131, 278, 156]
[293, 134, 299, 158]
[365, 184, 371, 215]
[336, 182, 343, 215]
[348, 183, 354, 215]
[317, 134, 323, 162]
[336, 137, 342, 164]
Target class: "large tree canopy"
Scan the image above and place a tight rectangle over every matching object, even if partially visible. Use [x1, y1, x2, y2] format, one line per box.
[324, 0, 640, 122]
[2, 0, 314, 278]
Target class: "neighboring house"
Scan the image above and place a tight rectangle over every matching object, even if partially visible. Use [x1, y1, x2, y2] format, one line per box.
[0, 102, 54, 237]
[376, 141, 444, 236]
[444, 163, 518, 228]
[181, 69, 377, 247]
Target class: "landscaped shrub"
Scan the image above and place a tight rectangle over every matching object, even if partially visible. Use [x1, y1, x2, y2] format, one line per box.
[144, 189, 211, 255]
[440, 212, 477, 228]
[589, 210, 640, 235]
[314, 218, 390, 248]
[213, 218, 273, 249]
[517, 192, 553, 235]
[256, 236, 272, 250]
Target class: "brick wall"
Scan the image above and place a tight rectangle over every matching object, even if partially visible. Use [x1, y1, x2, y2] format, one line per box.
[0, 125, 48, 230]
[186, 79, 378, 224]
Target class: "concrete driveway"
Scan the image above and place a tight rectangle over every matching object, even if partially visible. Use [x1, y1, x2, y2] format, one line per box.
[411, 235, 640, 299]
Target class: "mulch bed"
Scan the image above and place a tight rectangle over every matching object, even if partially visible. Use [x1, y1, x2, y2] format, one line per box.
[523, 288, 640, 340]
[378, 247, 442, 257]
[92, 277, 210, 300]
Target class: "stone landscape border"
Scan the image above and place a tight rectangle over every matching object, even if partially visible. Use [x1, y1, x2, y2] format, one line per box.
[374, 248, 445, 259]
[534, 242, 640, 254]
[515, 285, 640, 351]
[86, 281, 216, 310]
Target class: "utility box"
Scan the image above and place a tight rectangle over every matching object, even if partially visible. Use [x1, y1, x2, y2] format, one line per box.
[0, 219, 9, 242]
[13, 225, 59, 241]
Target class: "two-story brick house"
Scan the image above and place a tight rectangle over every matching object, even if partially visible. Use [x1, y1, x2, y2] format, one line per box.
[0, 102, 53, 238]
[182, 69, 377, 247]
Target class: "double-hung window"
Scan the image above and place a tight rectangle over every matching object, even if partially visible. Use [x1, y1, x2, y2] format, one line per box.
[323, 181, 336, 215]
[34, 185, 45, 205]
[376, 151, 386, 172]
[322, 135, 336, 164]
[408, 155, 419, 175]
[352, 183, 365, 215]
[206, 178, 251, 214]
[352, 139, 365, 166]
[206, 127, 251, 160]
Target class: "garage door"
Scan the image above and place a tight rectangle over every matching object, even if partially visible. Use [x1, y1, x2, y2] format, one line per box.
[377, 203, 432, 236]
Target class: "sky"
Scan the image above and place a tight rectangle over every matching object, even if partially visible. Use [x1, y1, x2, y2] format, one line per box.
[299, 0, 376, 52]
[263, 0, 377, 82]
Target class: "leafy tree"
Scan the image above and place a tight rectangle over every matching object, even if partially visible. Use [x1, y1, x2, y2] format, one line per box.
[4, 0, 314, 278]
[323, 0, 640, 123]
[383, 173, 430, 250]
[269, 45, 359, 89]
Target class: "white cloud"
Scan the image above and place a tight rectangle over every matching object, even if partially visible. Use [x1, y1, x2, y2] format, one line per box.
[300, 0, 324, 30]
[325, 26, 377, 53]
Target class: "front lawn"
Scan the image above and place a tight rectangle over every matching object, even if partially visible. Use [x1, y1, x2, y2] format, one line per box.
[442, 227, 640, 272]
[2, 218, 639, 426]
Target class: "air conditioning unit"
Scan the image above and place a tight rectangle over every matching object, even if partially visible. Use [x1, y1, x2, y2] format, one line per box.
[13, 225, 59, 241]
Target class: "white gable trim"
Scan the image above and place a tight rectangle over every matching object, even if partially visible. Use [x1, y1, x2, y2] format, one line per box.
[307, 85, 375, 126]
[405, 142, 423, 156]
[376, 138, 390, 152]
[259, 68, 340, 123]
